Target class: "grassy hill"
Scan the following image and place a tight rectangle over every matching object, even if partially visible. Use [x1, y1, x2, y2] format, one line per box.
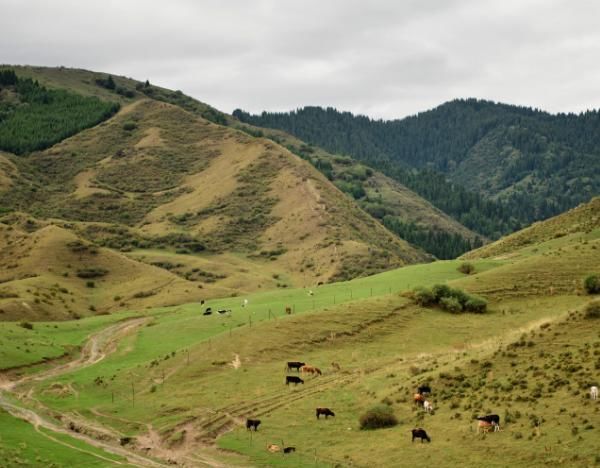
[0, 214, 597, 466]
[0, 66, 433, 321]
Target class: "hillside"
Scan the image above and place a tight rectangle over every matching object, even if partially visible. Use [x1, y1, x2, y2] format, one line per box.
[233, 101, 600, 239]
[462, 196, 600, 261]
[231, 122, 483, 258]
[0, 66, 431, 320]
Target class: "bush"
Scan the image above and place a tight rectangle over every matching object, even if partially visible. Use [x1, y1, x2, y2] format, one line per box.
[76, 268, 108, 279]
[86, 281, 95, 288]
[465, 296, 488, 313]
[19, 321, 33, 330]
[440, 296, 463, 313]
[584, 275, 600, 294]
[458, 262, 475, 274]
[414, 287, 435, 306]
[432, 284, 452, 301]
[122, 122, 137, 131]
[359, 404, 398, 430]
[584, 300, 600, 319]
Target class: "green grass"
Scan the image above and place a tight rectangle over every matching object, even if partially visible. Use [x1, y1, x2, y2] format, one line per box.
[0, 409, 128, 467]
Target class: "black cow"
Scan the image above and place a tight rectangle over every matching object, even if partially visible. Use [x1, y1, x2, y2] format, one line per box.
[286, 361, 305, 372]
[418, 385, 431, 395]
[411, 428, 431, 443]
[246, 419, 261, 431]
[286, 376, 304, 386]
[283, 447, 296, 454]
[477, 414, 500, 425]
[316, 407, 335, 419]
[203, 307, 212, 315]
[217, 309, 230, 315]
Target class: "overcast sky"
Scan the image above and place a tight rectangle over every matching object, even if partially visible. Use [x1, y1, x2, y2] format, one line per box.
[2, 0, 599, 119]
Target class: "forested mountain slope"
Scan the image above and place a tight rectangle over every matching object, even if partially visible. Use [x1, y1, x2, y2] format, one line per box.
[234, 100, 600, 238]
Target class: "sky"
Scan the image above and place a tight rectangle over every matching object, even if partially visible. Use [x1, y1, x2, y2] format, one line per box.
[2, 0, 600, 120]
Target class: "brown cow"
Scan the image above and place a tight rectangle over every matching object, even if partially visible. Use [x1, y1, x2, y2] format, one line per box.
[301, 365, 322, 376]
[413, 393, 425, 406]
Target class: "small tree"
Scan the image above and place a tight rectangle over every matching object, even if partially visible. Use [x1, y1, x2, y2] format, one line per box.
[458, 262, 475, 275]
[584, 300, 600, 319]
[359, 404, 398, 430]
[584, 275, 600, 294]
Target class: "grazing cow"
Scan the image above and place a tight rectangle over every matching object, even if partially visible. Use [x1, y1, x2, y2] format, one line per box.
[418, 385, 431, 395]
[591, 386, 598, 400]
[203, 307, 212, 315]
[286, 376, 304, 386]
[217, 309, 228, 315]
[286, 361, 305, 372]
[413, 393, 425, 406]
[477, 414, 500, 426]
[267, 444, 280, 453]
[246, 419, 261, 431]
[283, 447, 296, 454]
[316, 407, 335, 419]
[477, 420, 500, 434]
[285, 306, 292, 315]
[331, 362, 341, 371]
[411, 428, 431, 443]
[423, 400, 433, 413]
[301, 365, 322, 376]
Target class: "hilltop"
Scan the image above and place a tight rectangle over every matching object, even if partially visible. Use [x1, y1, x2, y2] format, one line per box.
[234, 101, 600, 239]
[0, 66, 430, 320]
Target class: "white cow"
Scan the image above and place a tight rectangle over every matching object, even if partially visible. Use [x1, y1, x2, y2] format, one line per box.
[591, 386, 598, 400]
[423, 400, 433, 413]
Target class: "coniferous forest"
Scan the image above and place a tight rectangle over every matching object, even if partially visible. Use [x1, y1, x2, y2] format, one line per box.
[234, 100, 600, 240]
[0, 69, 119, 155]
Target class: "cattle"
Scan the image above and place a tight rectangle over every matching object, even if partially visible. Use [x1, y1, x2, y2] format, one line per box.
[423, 400, 433, 413]
[217, 309, 230, 315]
[477, 420, 499, 433]
[591, 386, 598, 400]
[285, 306, 292, 315]
[286, 376, 304, 386]
[411, 428, 431, 443]
[246, 419, 261, 431]
[413, 393, 425, 406]
[283, 447, 296, 454]
[316, 407, 335, 419]
[418, 385, 431, 395]
[267, 444, 280, 453]
[301, 365, 322, 376]
[286, 361, 305, 372]
[477, 414, 500, 425]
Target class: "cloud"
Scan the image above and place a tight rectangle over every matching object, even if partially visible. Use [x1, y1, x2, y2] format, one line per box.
[1, 0, 599, 119]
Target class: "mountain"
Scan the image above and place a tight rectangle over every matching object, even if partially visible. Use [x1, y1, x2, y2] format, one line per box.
[233, 100, 600, 239]
[0, 66, 430, 320]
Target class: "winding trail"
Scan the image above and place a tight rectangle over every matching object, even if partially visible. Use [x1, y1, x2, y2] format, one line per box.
[0, 317, 168, 467]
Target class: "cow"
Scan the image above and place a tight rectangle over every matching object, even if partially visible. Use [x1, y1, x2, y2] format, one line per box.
[411, 428, 431, 443]
[423, 400, 433, 413]
[203, 307, 212, 315]
[477, 414, 500, 425]
[286, 361, 305, 372]
[246, 419, 261, 431]
[316, 407, 335, 419]
[301, 365, 322, 376]
[413, 393, 425, 406]
[217, 309, 230, 315]
[285, 306, 292, 315]
[591, 386, 598, 400]
[286, 376, 304, 386]
[418, 385, 431, 395]
[477, 420, 500, 434]
[267, 444, 280, 453]
[283, 447, 296, 454]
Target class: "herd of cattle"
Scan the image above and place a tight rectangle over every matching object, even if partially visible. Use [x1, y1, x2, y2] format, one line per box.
[246, 362, 599, 456]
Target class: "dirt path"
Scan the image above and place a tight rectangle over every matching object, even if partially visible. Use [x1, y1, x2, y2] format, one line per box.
[0, 317, 169, 467]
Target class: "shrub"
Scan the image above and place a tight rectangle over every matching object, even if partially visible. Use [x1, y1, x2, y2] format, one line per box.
[584, 300, 600, 319]
[440, 296, 463, 313]
[413, 287, 435, 306]
[359, 404, 398, 430]
[76, 268, 108, 279]
[432, 284, 452, 301]
[458, 262, 475, 274]
[122, 122, 137, 131]
[584, 275, 600, 294]
[86, 281, 95, 288]
[19, 321, 33, 330]
[465, 296, 488, 313]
